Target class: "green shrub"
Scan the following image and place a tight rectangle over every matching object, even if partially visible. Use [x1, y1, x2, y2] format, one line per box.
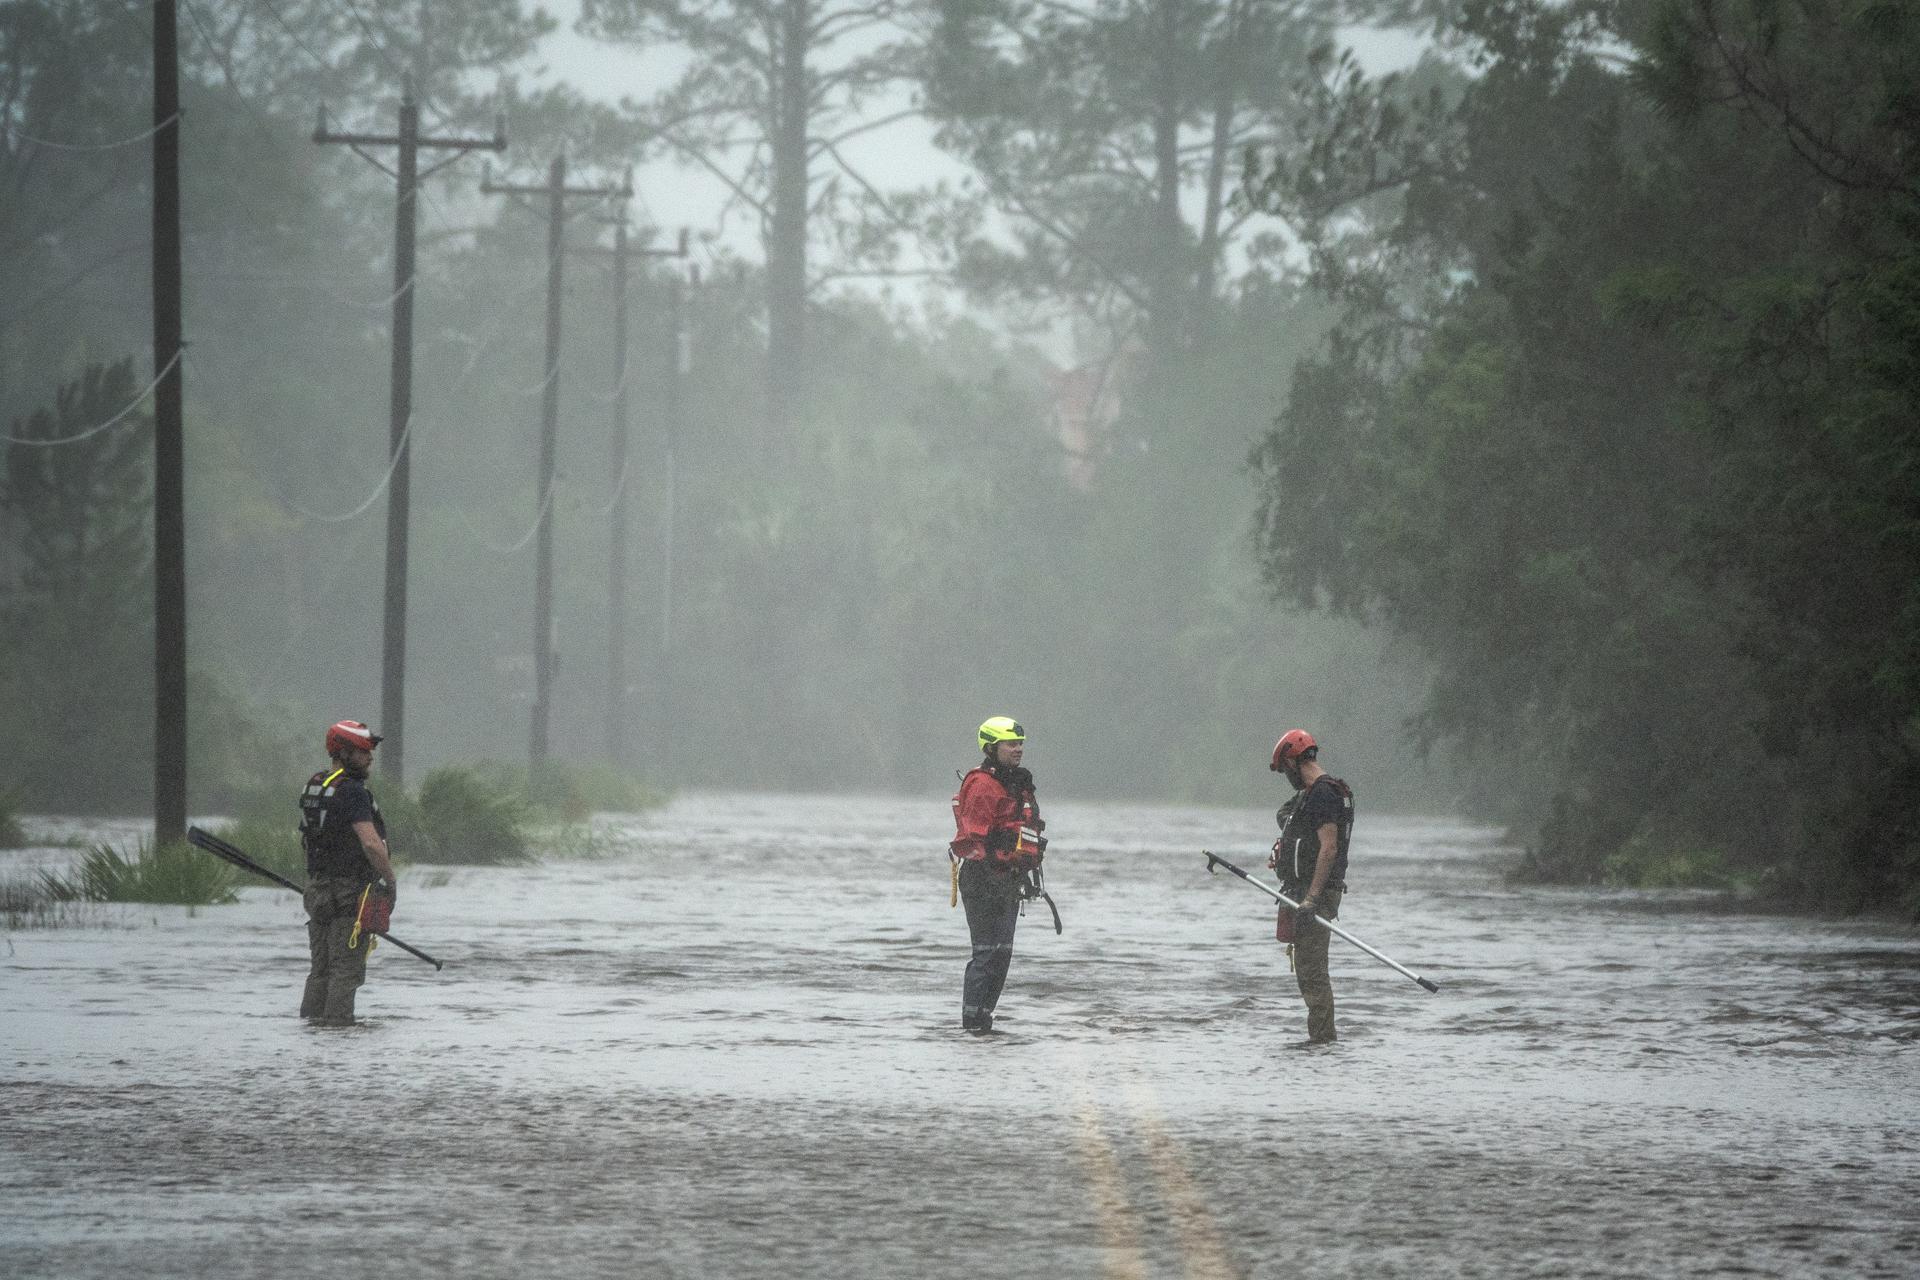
[395, 766, 533, 865]
[1603, 832, 1749, 892]
[40, 838, 240, 905]
[204, 818, 306, 886]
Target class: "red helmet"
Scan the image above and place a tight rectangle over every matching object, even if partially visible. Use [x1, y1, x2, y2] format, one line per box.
[325, 719, 383, 756]
[1270, 729, 1316, 771]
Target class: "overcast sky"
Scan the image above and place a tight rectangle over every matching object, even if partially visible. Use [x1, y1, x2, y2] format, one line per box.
[514, 3, 1429, 358]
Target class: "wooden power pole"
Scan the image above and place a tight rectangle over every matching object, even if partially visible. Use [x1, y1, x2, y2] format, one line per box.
[482, 155, 629, 766]
[573, 224, 687, 769]
[313, 81, 504, 786]
[152, 0, 187, 841]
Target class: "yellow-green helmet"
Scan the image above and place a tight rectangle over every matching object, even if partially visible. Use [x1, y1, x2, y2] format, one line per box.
[978, 716, 1026, 753]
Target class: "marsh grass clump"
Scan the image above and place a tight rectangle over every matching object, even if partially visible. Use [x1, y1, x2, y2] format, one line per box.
[203, 818, 306, 885]
[391, 766, 533, 866]
[0, 874, 107, 928]
[2, 871, 58, 925]
[0, 788, 29, 848]
[39, 838, 240, 906]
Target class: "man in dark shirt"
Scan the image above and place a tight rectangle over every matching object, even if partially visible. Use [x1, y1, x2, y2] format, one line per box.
[1269, 729, 1354, 1044]
[298, 719, 398, 1026]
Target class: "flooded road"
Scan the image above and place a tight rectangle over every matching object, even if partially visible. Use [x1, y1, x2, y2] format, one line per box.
[4, 791, 1918, 1277]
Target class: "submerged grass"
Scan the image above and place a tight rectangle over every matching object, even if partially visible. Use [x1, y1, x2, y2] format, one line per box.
[0, 873, 116, 929]
[0, 789, 27, 848]
[40, 838, 240, 906]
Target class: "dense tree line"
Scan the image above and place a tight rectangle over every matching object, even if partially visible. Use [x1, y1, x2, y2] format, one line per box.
[1, 0, 1445, 815]
[1245, 0, 1920, 911]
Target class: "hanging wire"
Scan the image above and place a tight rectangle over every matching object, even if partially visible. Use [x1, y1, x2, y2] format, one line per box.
[249, 409, 421, 524]
[584, 361, 635, 406]
[1, 112, 181, 152]
[582, 456, 632, 519]
[0, 350, 181, 447]
[188, 264, 417, 313]
[250, 0, 338, 75]
[454, 475, 557, 555]
[513, 361, 561, 397]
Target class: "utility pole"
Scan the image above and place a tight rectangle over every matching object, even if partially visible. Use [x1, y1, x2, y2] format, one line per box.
[152, 0, 187, 842]
[313, 81, 505, 787]
[482, 155, 630, 766]
[573, 224, 687, 769]
[658, 261, 697, 783]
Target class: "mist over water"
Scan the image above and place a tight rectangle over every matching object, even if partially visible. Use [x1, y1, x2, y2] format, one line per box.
[3, 792, 1916, 1277]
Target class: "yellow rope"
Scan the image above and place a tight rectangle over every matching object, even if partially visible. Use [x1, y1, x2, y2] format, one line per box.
[950, 857, 959, 907]
[347, 884, 377, 953]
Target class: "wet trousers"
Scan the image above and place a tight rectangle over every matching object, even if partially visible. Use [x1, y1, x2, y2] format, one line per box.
[960, 860, 1021, 1029]
[302, 877, 372, 1024]
[1291, 886, 1342, 1042]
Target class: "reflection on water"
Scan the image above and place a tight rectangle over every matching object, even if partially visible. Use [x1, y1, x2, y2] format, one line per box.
[3, 792, 1917, 1278]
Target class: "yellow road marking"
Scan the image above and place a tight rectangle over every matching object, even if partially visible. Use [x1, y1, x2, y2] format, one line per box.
[1071, 1086, 1150, 1279]
[1124, 1080, 1241, 1280]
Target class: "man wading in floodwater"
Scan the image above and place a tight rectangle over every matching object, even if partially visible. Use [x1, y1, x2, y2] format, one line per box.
[298, 720, 398, 1027]
[1268, 729, 1355, 1044]
[949, 717, 1047, 1033]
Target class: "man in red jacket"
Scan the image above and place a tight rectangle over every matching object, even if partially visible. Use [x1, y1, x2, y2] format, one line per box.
[950, 716, 1046, 1032]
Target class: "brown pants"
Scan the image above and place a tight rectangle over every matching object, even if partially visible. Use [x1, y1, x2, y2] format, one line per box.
[1292, 886, 1343, 1043]
[302, 878, 372, 1024]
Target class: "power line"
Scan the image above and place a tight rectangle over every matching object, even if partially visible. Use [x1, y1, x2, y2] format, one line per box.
[315, 79, 505, 785]
[0, 350, 181, 447]
[253, 410, 421, 524]
[481, 153, 631, 766]
[454, 474, 558, 556]
[2, 113, 181, 152]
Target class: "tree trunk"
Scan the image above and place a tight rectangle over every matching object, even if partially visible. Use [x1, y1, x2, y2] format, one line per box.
[1147, 0, 1187, 382]
[765, 0, 811, 463]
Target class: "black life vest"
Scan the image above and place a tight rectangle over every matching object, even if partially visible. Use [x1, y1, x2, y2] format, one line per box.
[298, 766, 384, 881]
[1275, 774, 1354, 894]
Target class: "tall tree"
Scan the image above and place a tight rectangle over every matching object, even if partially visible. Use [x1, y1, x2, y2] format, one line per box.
[578, 0, 921, 457]
[1242, 0, 1920, 909]
[0, 361, 154, 810]
[923, 0, 1355, 398]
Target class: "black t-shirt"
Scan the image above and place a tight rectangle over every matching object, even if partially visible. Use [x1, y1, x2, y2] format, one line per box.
[1297, 776, 1345, 832]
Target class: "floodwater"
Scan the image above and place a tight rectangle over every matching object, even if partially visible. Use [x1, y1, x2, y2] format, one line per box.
[3, 791, 1917, 1278]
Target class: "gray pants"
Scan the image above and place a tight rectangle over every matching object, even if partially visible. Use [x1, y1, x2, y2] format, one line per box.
[302, 877, 373, 1024]
[960, 860, 1021, 1029]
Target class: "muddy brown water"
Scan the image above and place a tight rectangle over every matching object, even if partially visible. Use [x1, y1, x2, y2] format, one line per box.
[3, 792, 1917, 1278]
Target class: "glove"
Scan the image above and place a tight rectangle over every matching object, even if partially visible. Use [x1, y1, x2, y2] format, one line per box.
[377, 877, 396, 907]
[1294, 897, 1318, 931]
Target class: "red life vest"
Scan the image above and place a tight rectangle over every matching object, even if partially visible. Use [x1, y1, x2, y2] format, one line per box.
[950, 766, 1045, 868]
